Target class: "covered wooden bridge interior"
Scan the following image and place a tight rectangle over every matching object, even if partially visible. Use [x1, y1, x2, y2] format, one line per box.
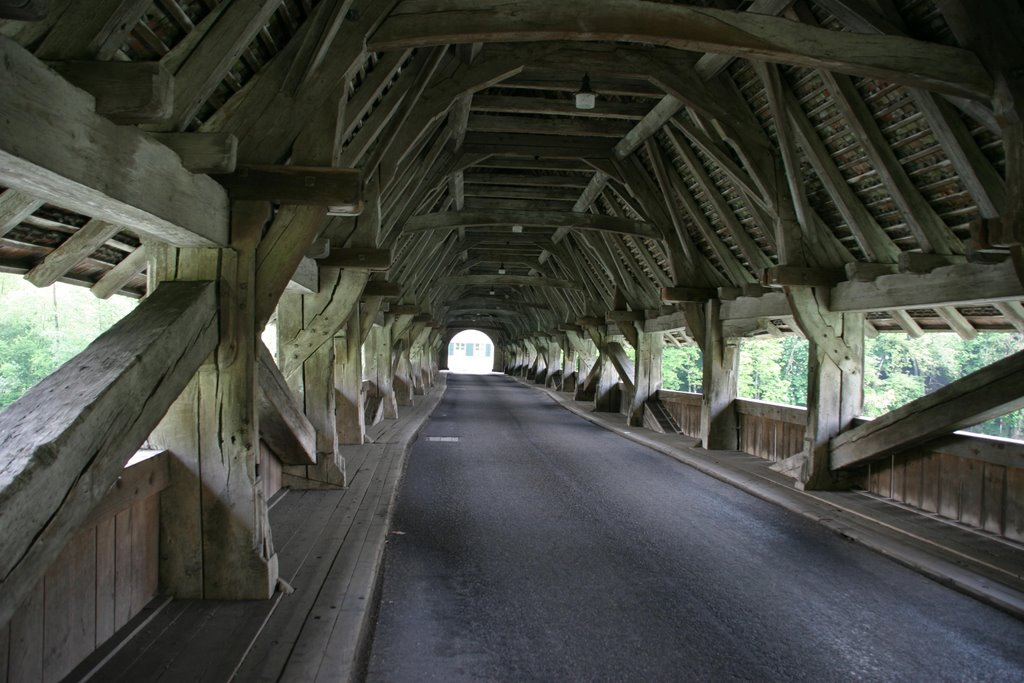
[2, 0, 1024, 679]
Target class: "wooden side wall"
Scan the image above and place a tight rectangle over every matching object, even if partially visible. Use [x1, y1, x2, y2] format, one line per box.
[0, 454, 165, 683]
[261, 442, 284, 500]
[657, 390, 702, 439]
[854, 437, 1024, 543]
[659, 392, 1024, 543]
[735, 399, 807, 463]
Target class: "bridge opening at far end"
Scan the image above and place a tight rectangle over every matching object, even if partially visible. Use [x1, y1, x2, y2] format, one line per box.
[447, 329, 495, 374]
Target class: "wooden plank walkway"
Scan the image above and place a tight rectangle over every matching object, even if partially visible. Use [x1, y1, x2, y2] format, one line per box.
[525, 378, 1024, 619]
[68, 377, 446, 683]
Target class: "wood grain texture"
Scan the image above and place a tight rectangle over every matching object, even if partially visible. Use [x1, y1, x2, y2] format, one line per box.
[0, 38, 229, 247]
[369, 0, 991, 98]
[0, 281, 217, 627]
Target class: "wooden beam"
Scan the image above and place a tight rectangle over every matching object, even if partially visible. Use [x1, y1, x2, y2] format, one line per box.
[831, 347, 1024, 470]
[279, 268, 369, 377]
[148, 133, 238, 174]
[440, 274, 582, 289]
[216, 165, 362, 214]
[606, 310, 644, 323]
[831, 261, 1024, 312]
[661, 287, 716, 303]
[472, 94, 649, 120]
[466, 113, 633, 138]
[36, 0, 150, 61]
[91, 246, 148, 299]
[156, 0, 282, 132]
[0, 280, 218, 627]
[25, 218, 124, 288]
[257, 343, 316, 466]
[363, 280, 402, 298]
[0, 189, 43, 238]
[0, 0, 46, 20]
[49, 61, 173, 124]
[405, 209, 658, 239]
[318, 247, 391, 270]
[0, 37, 229, 247]
[369, 0, 991, 98]
[761, 266, 845, 288]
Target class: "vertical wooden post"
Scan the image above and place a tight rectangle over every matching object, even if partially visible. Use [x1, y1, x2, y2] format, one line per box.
[393, 341, 414, 406]
[534, 337, 550, 384]
[544, 338, 563, 388]
[700, 300, 739, 450]
[335, 305, 365, 445]
[562, 334, 578, 392]
[278, 292, 338, 487]
[788, 287, 865, 489]
[147, 201, 278, 599]
[630, 328, 663, 427]
[365, 322, 398, 419]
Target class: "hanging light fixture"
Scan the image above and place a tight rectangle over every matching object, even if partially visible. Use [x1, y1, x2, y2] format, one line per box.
[512, 224, 523, 233]
[489, 288, 496, 296]
[498, 263, 506, 275]
[575, 73, 596, 110]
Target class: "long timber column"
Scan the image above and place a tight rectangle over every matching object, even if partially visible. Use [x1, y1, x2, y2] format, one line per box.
[366, 321, 398, 420]
[147, 202, 278, 600]
[700, 300, 739, 450]
[335, 305, 365, 445]
[788, 287, 865, 489]
[629, 328, 663, 427]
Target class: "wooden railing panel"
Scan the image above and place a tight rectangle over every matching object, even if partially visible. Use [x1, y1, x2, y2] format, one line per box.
[0, 454, 166, 683]
[657, 390, 702, 439]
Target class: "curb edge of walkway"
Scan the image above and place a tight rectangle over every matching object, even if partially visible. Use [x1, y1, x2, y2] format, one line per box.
[513, 376, 1024, 621]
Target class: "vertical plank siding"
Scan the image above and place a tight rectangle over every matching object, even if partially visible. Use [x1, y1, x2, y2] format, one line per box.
[859, 439, 1024, 544]
[657, 392, 1024, 543]
[657, 390, 703, 439]
[735, 399, 807, 463]
[0, 455, 166, 683]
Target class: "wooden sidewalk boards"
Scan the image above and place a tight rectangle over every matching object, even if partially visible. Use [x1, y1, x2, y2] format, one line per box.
[516, 378, 1024, 621]
[66, 376, 448, 683]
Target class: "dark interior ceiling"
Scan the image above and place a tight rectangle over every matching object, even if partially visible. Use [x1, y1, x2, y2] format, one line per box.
[2, 0, 1022, 344]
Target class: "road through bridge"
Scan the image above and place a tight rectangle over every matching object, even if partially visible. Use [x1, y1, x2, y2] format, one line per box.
[366, 374, 1024, 682]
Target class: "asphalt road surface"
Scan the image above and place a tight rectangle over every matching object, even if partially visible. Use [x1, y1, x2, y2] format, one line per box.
[364, 373, 1024, 682]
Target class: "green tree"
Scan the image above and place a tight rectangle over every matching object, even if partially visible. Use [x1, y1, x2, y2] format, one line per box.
[0, 274, 136, 411]
[661, 345, 702, 392]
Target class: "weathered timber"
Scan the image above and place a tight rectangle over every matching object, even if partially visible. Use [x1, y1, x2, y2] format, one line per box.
[606, 310, 644, 322]
[0, 281, 217, 627]
[0, 37, 228, 247]
[48, 61, 173, 124]
[335, 310, 366, 445]
[319, 248, 392, 270]
[700, 300, 739, 450]
[661, 287, 716, 303]
[0, 189, 43, 238]
[369, 0, 991, 98]
[831, 347, 1024, 470]
[787, 287, 864, 489]
[257, 343, 316, 467]
[91, 246, 148, 299]
[24, 218, 125, 288]
[148, 133, 238, 174]
[404, 209, 659, 239]
[831, 261, 1024, 312]
[156, 0, 282, 132]
[440, 274, 582, 289]
[363, 280, 403, 298]
[35, 0, 150, 61]
[761, 266, 846, 288]
[216, 166, 363, 214]
[280, 268, 370, 378]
